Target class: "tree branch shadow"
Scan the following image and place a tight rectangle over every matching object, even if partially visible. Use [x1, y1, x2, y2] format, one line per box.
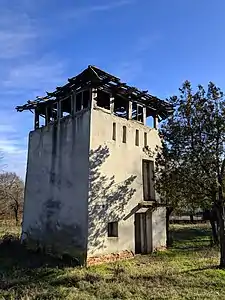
[88, 145, 137, 254]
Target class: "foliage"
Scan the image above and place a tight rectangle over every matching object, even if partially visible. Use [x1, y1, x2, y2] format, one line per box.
[0, 172, 24, 224]
[155, 81, 225, 266]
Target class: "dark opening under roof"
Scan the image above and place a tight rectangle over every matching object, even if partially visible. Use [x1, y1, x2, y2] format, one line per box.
[16, 65, 173, 119]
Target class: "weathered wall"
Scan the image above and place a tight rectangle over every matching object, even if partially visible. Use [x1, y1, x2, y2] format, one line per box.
[22, 110, 91, 263]
[152, 207, 167, 250]
[87, 107, 162, 257]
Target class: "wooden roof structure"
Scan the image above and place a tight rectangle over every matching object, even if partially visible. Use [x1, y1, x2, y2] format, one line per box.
[16, 65, 172, 119]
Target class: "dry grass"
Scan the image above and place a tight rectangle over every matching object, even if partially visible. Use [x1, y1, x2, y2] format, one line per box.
[0, 221, 224, 299]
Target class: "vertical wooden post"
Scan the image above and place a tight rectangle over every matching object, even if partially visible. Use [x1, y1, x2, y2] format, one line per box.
[73, 92, 77, 112]
[54, 102, 58, 121]
[154, 115, 158, 129]
[81, 91, 84, 111]
[91, 88, 98, 109]
[128, 100, 132, 119]
[58, 101, 62, 120]
[71, 93, 74, 116]
[45, 106, 50, 126]
[34, 109, 39, 129]
[110, 94, 114, 114]
[143, 107, 146, 125]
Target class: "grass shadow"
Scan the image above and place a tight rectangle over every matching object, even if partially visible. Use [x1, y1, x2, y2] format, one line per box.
[170, 224, 212, 251]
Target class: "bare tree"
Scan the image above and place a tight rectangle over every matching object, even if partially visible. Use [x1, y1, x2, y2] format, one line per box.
[0, 172, 24, 224]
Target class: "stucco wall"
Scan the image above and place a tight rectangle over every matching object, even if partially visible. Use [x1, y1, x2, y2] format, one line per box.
[152, 207, 167, 250]
[87, 107, 162, 257]
[22, 110, 91, 263]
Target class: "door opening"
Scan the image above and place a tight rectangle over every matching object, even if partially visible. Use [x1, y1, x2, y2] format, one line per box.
[135, 211, 152, 254]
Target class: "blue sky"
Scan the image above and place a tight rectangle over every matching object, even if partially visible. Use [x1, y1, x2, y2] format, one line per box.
[1, 0, 225, 179]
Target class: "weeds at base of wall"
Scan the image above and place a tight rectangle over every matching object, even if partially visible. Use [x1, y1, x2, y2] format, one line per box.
[21, 237, 87, 267]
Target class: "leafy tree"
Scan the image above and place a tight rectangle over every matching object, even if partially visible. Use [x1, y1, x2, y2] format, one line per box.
[155, 81, 225, 267]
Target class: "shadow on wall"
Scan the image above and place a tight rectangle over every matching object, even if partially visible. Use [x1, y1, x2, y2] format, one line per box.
[88, 145, 137, 253]
[22, 145, 136, 263]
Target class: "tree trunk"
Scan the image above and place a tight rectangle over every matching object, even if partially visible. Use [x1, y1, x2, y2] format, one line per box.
[214, 197, 225, 268]
[218, 205, 225, 268]
[166, 207, 173, 247]
[190, 214, 194, 223]
[209, 218, 219, 245]
[205, 206, 219, 245]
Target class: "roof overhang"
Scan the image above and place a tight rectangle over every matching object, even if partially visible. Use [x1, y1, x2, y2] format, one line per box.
[16, 65, 173, 120]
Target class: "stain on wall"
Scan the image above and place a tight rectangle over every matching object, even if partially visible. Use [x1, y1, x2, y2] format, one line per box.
[22, 110, 91, 264]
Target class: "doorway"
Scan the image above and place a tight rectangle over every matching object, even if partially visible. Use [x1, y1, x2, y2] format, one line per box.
[135, 211, 152, 254]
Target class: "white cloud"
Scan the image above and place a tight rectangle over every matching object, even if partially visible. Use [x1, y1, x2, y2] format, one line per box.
[64, 0, 135, 19]
[0, 9, 37, 59]
[0, 55, 66, 178]
[2, 57, 66, 96]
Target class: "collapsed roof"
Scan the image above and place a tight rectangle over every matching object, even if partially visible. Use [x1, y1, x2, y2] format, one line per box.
[16, 65, 172, 120]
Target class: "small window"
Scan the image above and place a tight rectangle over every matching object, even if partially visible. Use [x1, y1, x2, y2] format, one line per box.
[108, 222, 118, 237]
[112, 122, 116, 140]
[122, 126, 127, 143]
[135, 129, 139, 146]
[144, 132, 147, 147]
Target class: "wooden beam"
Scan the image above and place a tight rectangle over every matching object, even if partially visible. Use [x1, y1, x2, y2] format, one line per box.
[34, 109, 39, 129]
[128, 101, 132, 119]
[57, 101, 62, 119]
[154, 115, 158, 129]
[71, 94, 74, 116]
[110, 94, 114, 113]
[91, 88, 98, 109]
[143, 107, 146, 125]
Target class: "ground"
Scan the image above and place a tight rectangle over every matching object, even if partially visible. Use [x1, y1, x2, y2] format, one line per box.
[0, 220, 224, 299]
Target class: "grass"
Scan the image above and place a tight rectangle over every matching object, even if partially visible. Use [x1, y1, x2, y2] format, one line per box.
[0, 221, 224, 299]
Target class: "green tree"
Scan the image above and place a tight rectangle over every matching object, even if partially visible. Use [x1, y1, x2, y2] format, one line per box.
[155, 81, 225, 267]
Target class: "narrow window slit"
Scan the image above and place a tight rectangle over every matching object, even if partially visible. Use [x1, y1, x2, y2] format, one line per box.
[144, 132, 147, 147]
[135, 129, 139, 146]
[122, 126, 127, 143]
[112, 122, 116, 141]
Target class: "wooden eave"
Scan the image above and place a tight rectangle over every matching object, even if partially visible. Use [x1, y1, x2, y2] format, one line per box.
[16, 65, 173, 119]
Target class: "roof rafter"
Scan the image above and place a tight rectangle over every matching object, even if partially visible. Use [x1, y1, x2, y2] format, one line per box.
[16, 65, 173, 119]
